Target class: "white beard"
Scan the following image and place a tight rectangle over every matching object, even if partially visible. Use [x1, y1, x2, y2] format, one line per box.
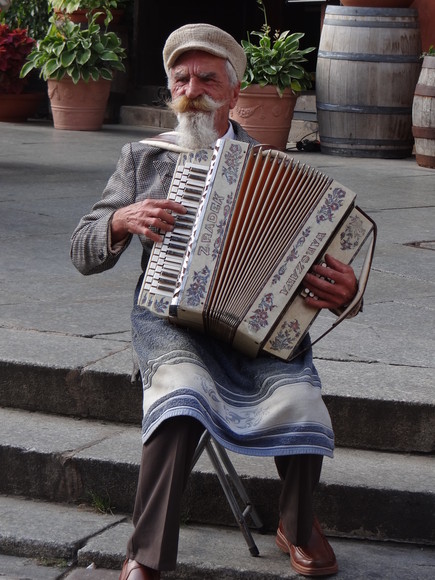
[175, 111, 219, 150]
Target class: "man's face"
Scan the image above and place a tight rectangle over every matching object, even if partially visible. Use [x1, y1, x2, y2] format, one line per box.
[169, 50, 240, 138]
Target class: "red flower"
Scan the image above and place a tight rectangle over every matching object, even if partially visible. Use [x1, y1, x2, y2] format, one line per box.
[0, 24, 35, 94]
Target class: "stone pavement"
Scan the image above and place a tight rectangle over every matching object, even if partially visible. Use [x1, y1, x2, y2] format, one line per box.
[0, 120, 434, 579]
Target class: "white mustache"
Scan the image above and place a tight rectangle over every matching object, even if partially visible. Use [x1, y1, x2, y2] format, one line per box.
[169, 95, 224, 114]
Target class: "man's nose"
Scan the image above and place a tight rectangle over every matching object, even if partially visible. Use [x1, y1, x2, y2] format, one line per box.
[184, 77, 203, 99]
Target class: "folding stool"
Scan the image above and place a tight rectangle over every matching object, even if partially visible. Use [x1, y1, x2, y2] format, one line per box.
[191, 430, 264, 556]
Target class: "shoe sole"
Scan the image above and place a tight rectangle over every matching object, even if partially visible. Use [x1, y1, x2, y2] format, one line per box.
[276, 528, 290, 554]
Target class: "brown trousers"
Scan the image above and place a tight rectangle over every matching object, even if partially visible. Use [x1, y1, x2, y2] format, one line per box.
[126, 416, 323, 571]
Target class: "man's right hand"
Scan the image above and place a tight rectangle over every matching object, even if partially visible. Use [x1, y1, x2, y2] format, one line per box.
[111, 199, 187, 244]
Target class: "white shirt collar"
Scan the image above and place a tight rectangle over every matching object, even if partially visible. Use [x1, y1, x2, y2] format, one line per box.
[220, 122, 235, 141]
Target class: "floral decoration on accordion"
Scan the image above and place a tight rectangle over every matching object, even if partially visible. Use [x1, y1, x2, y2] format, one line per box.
[268, 319, 302, 352]
[150, 295, 170, 314]
[222, 143, 245, 184]
[316, 187, 346, 223]
[180, 148, 211, 164]
[248, 292, 277, 333]
[272, 227, 311, 285]
[212, 191, 235, 261]
[186, 265, 211, 307]
[340, 214, 366, 251]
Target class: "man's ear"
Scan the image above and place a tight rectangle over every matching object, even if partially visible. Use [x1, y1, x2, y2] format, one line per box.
[229, 82, 241, 110]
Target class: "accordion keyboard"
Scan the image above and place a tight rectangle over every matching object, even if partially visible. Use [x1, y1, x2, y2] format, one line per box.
[138, 161, 208, 308]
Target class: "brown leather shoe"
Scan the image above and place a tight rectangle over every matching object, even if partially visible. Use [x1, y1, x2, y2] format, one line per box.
[276, 518, 338, 577]
[119, 559, 160, 580]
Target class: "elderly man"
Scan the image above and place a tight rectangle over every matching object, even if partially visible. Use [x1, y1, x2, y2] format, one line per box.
[71, 23, 359, 580]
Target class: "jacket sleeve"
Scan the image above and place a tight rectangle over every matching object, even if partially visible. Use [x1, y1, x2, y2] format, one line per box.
[70, 142, 137, 276]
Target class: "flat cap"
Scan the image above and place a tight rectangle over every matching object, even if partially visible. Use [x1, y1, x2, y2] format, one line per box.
[163, 23, 246, 82]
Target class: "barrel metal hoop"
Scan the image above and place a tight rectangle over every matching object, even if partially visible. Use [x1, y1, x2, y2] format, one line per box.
[422, 58, 435, 70]
[318, 50, 420, 63]
[325, 6, 418, 17]
[412, 126, 435, 139]
[323, 17, 419, 30]
[415, 153, 435, 167]
[317, 102, 412, 115]
[321, 136, 414, 147]
[414, 85, 435, 98]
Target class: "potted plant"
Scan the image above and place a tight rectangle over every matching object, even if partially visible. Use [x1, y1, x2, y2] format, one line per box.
[412, 45, 435, 168]
[230, 0, 315, 150]
[0, 22, 45, 121]
[49, 0, 126, 24]
[20, 9, 126, 130]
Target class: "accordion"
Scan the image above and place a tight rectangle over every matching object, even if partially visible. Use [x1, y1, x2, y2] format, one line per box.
[138, 138, 376, 360]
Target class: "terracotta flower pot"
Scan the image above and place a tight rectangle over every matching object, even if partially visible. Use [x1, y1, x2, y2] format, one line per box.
[230, 85, 297, 150]
[340, 1, 413, 7]
[47, 77, 111, 131]
[54, 8, 124, 25]
[0, 93, 45, 122]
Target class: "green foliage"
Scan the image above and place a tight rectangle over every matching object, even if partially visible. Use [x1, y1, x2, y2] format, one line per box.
[50, 0, 126, 12]
[0, 0, 50, 40]
[241, 0, 315, 95]
[20, 10, 126, 83]
[424, 45, 435, 56]
[37, 557, 69, 568]
[88, 490, 115, 515]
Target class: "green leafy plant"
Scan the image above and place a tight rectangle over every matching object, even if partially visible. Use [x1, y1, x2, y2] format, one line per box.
[20, 10, 126, 83]
[0, 23, 35, 93]
[50, 0, 123, 12]
[0, 0, 50, 40]
[241, 0, 315, 95]
[423, 45, 434, 56]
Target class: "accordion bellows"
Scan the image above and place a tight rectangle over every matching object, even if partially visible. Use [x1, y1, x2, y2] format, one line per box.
[138, 139, 375, 360]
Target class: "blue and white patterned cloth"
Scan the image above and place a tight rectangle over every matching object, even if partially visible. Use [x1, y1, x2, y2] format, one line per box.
[132, 281, 334, 458]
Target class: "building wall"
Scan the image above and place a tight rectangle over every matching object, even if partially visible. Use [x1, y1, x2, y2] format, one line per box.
[411, 0, 435, 52]
[129, 0, 324, 103]
[129, 0, 433, 104]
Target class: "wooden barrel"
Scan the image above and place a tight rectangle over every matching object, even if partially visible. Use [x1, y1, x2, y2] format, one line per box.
[316, 7, 422, 158]
[412, 56, 435, 168]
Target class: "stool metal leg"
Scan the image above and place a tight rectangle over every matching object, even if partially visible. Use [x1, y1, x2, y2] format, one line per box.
[211, 439, 264, 531]
[191, 431, 263, 556]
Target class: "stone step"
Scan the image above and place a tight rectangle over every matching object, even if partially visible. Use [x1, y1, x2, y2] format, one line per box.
[1, 495, 434, 579]
[1, 407, 434, 545]
[1, 344, 434, 454]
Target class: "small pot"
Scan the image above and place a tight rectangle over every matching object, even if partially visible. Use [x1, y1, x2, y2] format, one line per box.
[0, 93, 45, 122]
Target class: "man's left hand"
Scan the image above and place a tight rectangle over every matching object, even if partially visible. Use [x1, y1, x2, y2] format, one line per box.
[302, 254, 358, 310]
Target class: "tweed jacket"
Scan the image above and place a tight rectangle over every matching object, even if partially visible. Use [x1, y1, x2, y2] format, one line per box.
[70, 121, 257, 277]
